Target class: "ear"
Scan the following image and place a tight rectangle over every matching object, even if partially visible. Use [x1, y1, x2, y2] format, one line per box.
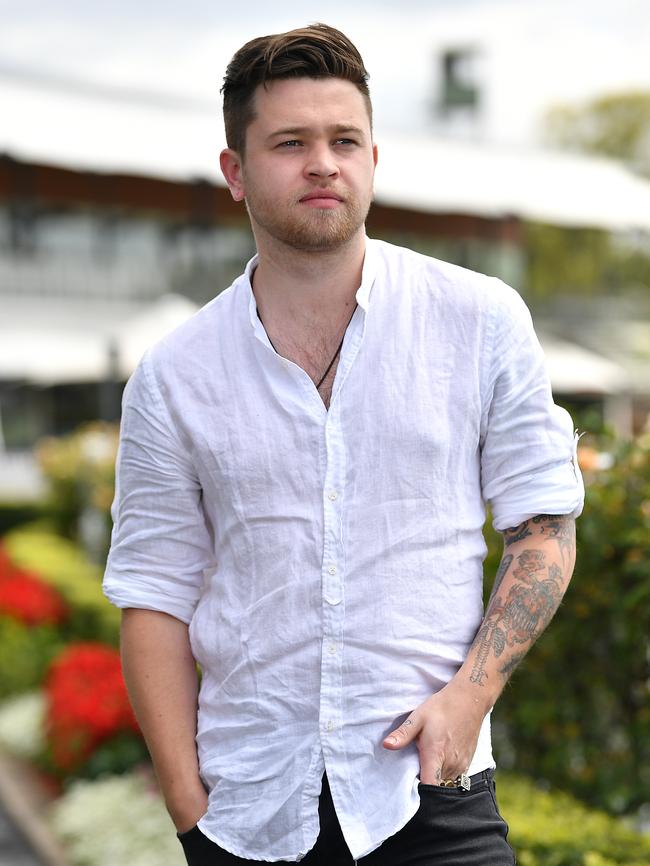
[220, 148, 245, 202]
[372, 142, 379, 169]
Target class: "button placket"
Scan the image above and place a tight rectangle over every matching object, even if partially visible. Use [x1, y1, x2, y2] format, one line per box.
[319, 398, 346, 753]
[318, 312, 365, 775]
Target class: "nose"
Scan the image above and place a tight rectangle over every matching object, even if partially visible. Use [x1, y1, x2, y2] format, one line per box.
[304, 143, 339, 180]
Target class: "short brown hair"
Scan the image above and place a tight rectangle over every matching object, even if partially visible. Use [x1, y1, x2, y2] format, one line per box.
[221, 23, 372, 155]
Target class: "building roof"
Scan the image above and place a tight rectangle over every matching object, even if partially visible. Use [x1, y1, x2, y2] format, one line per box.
[3, 75, 650, 233]
[376, 133, 650, 232]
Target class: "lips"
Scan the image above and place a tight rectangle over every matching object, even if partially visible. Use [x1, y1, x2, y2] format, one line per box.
[300, 190, 344, 203]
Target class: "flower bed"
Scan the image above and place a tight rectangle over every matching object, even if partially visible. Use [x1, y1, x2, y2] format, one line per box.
[1, 530, 649, 866]
[45, 643, 145, 777]
[3, 528, 120, 645]
[0, 536, 149, 787]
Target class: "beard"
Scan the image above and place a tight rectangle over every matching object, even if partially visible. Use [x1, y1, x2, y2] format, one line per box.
[244, 185, 373, 253]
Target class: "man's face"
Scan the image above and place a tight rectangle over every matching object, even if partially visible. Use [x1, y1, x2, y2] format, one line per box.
[223, 77, 377, 253]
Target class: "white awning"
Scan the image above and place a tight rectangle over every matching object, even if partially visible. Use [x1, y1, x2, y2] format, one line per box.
[0, 294, 198, 385]
[537, 331, 629, 395]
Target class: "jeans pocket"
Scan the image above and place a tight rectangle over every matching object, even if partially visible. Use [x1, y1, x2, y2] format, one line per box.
[488, 780, 517, 863]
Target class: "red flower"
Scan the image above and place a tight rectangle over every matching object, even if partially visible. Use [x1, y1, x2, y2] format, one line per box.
[0, 567, 68, 626]
[45, 643, 140, 771]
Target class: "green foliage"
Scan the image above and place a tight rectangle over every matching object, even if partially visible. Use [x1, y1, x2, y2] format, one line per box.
[78, 733, 150, 781]
[0, 617, 64, 699]
[522, 222, 650, 301]
[545, 90, 650, 178]
[499, 773, 650, 866]
[528, 89, 650, 301]
[485, 435, 650, 814]
[0, 501, 45, 536]
[3, 527, 120, 646]
[523, 223, 610, 299]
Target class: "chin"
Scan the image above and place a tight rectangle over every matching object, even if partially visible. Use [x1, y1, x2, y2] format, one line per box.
[284, 215, 366, 252]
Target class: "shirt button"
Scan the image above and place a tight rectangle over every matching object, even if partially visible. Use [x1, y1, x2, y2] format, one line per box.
[328, 643, 337, 654]
[328, 565, 337, 575]
[326, 720, 335, 732]
[328, 491, 338, 501]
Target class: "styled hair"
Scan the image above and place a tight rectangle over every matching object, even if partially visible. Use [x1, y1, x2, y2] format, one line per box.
[221, 23, 372, 155]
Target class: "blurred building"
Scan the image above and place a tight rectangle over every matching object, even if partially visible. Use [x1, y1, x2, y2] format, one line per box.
[2, 125, 650, 496]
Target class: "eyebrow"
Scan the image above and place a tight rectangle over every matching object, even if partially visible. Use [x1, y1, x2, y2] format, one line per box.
[266, 124, 366, 142]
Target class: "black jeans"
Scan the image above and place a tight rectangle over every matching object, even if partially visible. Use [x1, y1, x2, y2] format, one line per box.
[178, 770, 516, 865]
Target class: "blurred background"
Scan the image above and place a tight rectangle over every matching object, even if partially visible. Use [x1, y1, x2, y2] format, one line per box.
[0, 2, 649, 865]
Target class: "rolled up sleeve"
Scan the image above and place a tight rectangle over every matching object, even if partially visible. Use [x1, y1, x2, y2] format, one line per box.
[480, 282, 585, 532]
[103, 353, 215, 623]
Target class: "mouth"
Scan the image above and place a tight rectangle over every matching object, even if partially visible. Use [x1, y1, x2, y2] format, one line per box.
[299, 191, 344, 207]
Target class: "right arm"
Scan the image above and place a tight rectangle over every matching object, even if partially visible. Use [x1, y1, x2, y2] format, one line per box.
[121, 608, 208, 833]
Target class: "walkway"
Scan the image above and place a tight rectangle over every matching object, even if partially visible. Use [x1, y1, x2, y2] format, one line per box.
[0, 799, 45, 866]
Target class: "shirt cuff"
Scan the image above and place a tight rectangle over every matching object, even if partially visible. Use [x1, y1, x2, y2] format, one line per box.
[103, 577, 198, 624]
[491, 434, 585, 531]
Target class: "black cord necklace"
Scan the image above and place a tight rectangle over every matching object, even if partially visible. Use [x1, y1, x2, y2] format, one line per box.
[257, 303, 358, 390]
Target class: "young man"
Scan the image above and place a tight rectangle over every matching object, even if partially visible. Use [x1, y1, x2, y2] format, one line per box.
[103, 23, 584, 866]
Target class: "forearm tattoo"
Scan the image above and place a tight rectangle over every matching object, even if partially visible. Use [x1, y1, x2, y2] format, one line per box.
[470, 515, 575, 687]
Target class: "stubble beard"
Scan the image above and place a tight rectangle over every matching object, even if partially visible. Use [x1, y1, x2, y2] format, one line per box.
[245, 189, 372, 253]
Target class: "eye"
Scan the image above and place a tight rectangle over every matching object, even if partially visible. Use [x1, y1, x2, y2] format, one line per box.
[277, 140, 302, 148]
[334, 138, 357, 146]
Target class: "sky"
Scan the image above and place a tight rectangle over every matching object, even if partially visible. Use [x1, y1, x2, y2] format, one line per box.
[1, 0, 649, 171]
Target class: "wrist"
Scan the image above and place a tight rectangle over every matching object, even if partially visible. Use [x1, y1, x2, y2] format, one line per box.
[167, 785, 209, 833]
[443, 671, 495, 718]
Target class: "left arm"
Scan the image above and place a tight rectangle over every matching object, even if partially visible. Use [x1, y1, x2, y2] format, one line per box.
[383, 513, 576, 784]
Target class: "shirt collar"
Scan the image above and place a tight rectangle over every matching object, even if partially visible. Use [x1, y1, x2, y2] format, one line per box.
[244, 236, 378, 337]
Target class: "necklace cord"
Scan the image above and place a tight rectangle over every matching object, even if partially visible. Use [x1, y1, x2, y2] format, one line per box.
[257, 303, 358, 391]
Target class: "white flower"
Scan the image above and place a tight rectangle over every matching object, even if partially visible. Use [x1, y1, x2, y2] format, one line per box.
[0, 691, 46, 760]
[51, 771, 186, 866]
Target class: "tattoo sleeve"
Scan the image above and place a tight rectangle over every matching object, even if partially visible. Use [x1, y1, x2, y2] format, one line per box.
[468, 515, 576, 694]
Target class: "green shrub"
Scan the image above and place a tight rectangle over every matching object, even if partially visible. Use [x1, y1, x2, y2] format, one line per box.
[0, 501, 45, 535]
[0, 617, 64, 699]
[3, 527, 120, 646]
[79, 733, 150, 780]
[499, 773, 650, 866]
[485, 435, 650, 814]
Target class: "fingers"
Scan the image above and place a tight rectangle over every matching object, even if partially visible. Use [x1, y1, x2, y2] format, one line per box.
[382, 714, 419, 749]
[419, 757, 443, 786]
[439, 746, 463, 780]
[382, 708, 471, 786]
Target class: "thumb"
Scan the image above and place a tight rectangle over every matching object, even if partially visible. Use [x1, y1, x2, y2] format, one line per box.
[383, 714, 419, 750]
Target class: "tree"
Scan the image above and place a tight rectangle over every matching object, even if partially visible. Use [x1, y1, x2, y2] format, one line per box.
[544, 90, 650, 178]
[520, 90, 650, 301]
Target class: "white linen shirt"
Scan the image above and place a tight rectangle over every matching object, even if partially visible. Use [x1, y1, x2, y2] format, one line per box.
[103, 238, 584, 862]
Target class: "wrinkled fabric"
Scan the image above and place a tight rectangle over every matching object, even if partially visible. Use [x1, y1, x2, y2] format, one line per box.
[104, 238, 583, 862]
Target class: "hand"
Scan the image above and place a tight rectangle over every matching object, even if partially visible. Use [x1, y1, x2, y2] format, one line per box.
[382, 680, 487, 785]
[167, 785, 209, 834]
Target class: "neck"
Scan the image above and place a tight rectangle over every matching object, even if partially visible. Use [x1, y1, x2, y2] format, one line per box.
[251, 227, 366, 326]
